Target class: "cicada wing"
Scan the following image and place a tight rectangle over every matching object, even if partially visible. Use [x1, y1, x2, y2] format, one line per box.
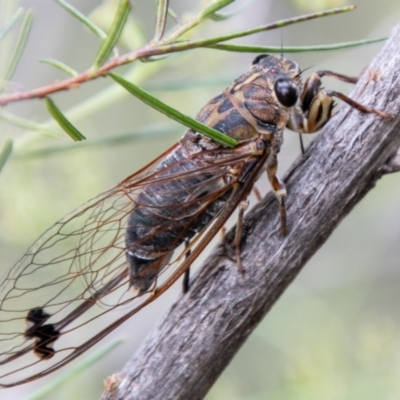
[0, 140, 266, 387]
[0, 187, 135, 386]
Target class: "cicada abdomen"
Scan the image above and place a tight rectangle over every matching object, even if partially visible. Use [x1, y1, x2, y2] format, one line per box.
[124, 139, 235, 294]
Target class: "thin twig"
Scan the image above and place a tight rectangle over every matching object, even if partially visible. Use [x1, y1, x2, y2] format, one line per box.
[0, 7, 356, 106]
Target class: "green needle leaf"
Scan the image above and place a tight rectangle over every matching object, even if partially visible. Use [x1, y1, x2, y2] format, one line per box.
[154, 0, 168, 41]
[209, 0, 260, 21]
[0, 139, 13, 173]
[0, 7, 23, 43]
[0, 108, 59, 138]
[0, 9, 34, 93]
[54, 0, 107, 40]
[45, 97, 86, 141]
[40, 58, 78, 76]
[92, 0, 132, 70]
[109, 72, 238, 148]
[206, 37, 388, 53]
[200, 0, 235, 19]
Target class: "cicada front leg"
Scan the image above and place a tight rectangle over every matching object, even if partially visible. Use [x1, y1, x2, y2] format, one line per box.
[291, 70, 394, 153]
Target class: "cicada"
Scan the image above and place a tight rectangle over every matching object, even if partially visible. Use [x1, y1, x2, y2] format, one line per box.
[0, 54, 392, 387]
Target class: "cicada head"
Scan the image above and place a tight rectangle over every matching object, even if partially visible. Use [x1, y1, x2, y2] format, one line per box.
[252, 54, 302, 109]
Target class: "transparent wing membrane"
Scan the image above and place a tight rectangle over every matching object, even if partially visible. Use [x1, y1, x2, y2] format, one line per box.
[0, 141, 264, 387]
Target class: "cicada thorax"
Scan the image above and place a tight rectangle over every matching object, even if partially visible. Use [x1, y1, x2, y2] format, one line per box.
[197, 55, 302, 143]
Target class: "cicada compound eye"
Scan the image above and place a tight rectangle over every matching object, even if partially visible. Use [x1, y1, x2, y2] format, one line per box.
[274, 78, 298, 107]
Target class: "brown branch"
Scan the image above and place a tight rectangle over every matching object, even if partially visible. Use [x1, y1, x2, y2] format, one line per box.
[100, 22, 400, 400]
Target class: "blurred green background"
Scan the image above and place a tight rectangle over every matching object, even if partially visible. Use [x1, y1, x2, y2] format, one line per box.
[1, 1, 400, 399]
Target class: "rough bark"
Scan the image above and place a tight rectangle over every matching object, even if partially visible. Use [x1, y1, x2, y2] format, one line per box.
[101, 24, 400, 400]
